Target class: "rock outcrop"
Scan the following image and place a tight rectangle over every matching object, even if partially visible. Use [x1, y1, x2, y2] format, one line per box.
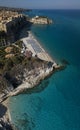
[31, 16, 53, 24]
[0, 103, 14, 130]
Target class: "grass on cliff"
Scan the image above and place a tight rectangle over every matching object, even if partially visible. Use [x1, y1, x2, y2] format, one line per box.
[0, 40, 49, 91]
[0, 45, 47, 74]
[0, 42, 22, 73]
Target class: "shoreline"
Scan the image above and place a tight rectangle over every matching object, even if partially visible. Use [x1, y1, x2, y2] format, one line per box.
[31, 31, 55, 60]
[2, 98, 11, 122]
[9, 31, 61, 96]
[29, 31, 54, 62]
[21, 31, 55, 63]
[0, 98, 14, 130]
[0, 29, 65, 130]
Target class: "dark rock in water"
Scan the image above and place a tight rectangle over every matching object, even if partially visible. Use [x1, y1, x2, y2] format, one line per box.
[24, 79, 50, 94]
[61, 59, 70, 65]
[15, 113, 35, 130]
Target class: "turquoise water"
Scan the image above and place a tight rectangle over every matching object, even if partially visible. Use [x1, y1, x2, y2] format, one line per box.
[9, 10, 80, 130]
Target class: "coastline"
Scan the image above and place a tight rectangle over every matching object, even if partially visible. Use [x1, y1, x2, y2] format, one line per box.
[21, 31, 55, 62]
[0, 29, 65, 130]
[0, 9, 80, 130]
[2, 98, 11, 122]
[0, 98, 14, 130]
[9, 31, 62, 96]
[0, 32, 52, 129]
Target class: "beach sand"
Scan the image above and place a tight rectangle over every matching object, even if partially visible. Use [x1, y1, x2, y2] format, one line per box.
[22, 31, 56, 63]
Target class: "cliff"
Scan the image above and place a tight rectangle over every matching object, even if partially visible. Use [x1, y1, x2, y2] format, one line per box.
[0, 40, 54, 98]
[0, 10, 30, 45]
[0, 103, 14, 130]
[0, 33, 66, 100]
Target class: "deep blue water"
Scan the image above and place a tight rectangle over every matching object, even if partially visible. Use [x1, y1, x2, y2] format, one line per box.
[9, 10, 80, 130]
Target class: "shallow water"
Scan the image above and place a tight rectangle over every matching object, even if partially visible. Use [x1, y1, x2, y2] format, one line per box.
[9, 10, 80, 130]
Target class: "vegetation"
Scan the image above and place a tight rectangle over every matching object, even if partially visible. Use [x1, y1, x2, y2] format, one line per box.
[0, 43, 22, 73]
[15, 40, 23, 48]
[0, 40, 49, 91]
[0, 76, 9, 93]
[0, 31, 7, 46]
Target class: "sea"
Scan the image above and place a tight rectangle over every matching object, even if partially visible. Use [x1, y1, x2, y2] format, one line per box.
[9, 10, 80, 130]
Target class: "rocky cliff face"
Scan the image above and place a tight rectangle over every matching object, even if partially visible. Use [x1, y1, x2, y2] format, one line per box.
[0, 103, 14, 130]
[0, 57, 53, 97]
[6, 15, 28, 43]
[0, 118, 14, 130]
[4, 59, 51, 85]
[0, 15, 30, 46]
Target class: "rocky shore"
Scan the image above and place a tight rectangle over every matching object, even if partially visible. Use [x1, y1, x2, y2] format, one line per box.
[0, 63, 65, 130]
[0, 26, 67, 129]
[0, 31, 65, 99]
[0, 99, 15, 130]
[30, 16, 53, 24]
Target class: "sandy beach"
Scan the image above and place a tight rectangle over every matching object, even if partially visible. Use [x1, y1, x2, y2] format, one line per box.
[22, 31, 56, 64]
